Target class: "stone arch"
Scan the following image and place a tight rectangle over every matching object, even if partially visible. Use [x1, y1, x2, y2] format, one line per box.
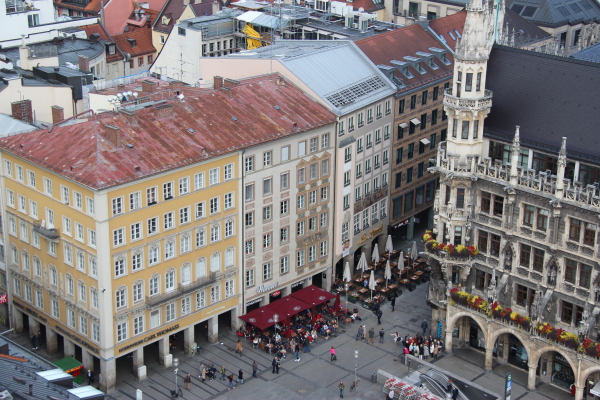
[578, 364, 600, 388]
[529, 345, 577, 375]
[488, 327, 531, 352]
[447, 310, 489, 347]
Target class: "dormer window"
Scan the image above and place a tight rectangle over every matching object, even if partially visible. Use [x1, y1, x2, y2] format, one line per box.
[391, 60, 413, 79]
[416, 51, 438, 70]
[127, 38, 137, 47]
[403, 56, 426, 74]
[108, 44, 116, 55]
[448, 31, 456, 41]
[429, 47, 451, 65]
[162, 16, 169, 24]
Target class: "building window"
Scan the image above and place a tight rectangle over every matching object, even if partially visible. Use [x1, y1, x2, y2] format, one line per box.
[246, 270, 255, 288]
[490, 234, 501, 256]
[561, 301, 573, 324]
[475, 269, 486, 290]
[478, 231, 488, 253]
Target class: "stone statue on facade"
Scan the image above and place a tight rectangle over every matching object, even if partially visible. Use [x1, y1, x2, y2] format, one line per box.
[530, 284, 543, 321]
[578, 309, 590, 338]
[486, 268, 497, 304]
[503, 248, 513, 271]
[547, 261, 557, 286]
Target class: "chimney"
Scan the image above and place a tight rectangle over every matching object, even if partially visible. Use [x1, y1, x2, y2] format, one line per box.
[168, 80, 183, 91]
[11, 100, 33, 124]
[18, 46, 30, 70]
[78, 55, 90, 72]
[417, 15, 428, 30]
[222, 87, 233, 97]
[223, 78, 239, 88]
[212, 0, 220, 14]
[142, 79, 157, 93]
[51, 105, 64, 124]
[276, 76, 285, 86]
[104, 124, 121, 146]
[213, 76, 224, 89]
[120, 109, 137, 123]
[154, 103, 174, 118]
[183, 0, 190, 5]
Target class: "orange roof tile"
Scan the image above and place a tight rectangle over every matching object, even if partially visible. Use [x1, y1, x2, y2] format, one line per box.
[429, 11, 467, 51]
[80, 23, 124, 62]
[0, 75, 336, 190]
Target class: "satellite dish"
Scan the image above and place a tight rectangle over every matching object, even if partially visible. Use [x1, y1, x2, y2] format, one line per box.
[133, 92, 139, 98]
[116, 93, 123, 98]
[178, 93, 185, 100]
[358, 7, 364, 12]
[107, 96, 114, 102]
[127, 91, 133, 96]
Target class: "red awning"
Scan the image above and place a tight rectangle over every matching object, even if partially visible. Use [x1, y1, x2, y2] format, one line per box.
[239, 306, 280, 331]
[267, 295, 311, 321]
[289, 285, 336, 307]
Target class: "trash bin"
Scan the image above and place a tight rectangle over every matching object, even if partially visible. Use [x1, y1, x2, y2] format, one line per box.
[372, 372, 377, 383]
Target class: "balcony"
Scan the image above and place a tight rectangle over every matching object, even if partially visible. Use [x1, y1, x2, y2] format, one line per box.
[146, 272, 217, 307]
[443, 88, 492, 111]
[32, 221, 60, 240]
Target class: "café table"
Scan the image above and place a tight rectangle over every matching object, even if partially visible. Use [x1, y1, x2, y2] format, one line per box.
[357, 288, 368, 295]
[375, 278, 384, 285]
[398, 278, 409, 286]
[409, 274, 421, 283]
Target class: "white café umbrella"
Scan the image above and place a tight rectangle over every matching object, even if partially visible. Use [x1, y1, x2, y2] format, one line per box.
[410, 241, 418, 264]
[384, 260, 392, 288]
[385, 235, 394, 254]
[372, 243, 380, 263]
[399, 251, 405, 268]
[369, 270, 377, 299]
[356, 252, 367, 274]
[343, 262, 352, 283]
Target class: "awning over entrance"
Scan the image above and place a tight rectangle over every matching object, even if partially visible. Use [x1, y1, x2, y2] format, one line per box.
[239, 306, 280, 331]
[591, 381, 600, 396]
[267, 295, 311, 326]
[289, 285, 336, 309]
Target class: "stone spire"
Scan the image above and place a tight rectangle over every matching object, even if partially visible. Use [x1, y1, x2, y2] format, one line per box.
[455, 0, 505, 62]
[555, 137, 567, 199]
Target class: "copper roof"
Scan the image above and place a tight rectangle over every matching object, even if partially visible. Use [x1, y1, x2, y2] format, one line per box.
[355, 17, 462, 92]
[0, 75, 336, 190]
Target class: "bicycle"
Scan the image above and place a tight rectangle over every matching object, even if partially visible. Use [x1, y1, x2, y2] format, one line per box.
[170, 387, 183, 398]
[350, 378, 360, 391]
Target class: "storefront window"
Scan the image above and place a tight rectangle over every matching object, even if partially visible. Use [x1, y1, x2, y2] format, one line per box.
[552, 354, 574, 389]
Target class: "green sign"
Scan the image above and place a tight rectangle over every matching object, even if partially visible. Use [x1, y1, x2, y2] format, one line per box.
[505, 373, 512, 400]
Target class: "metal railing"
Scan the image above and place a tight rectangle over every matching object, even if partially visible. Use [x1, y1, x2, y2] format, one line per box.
[145, 272, 217, 307]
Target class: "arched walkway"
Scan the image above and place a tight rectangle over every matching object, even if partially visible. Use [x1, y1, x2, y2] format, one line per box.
[529, 347, 577, 393]
[445, 311, 489, 354]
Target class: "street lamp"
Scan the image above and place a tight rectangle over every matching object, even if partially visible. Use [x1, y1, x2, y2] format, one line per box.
[354, 348, 359, 386]
[173, 357, 179, 396]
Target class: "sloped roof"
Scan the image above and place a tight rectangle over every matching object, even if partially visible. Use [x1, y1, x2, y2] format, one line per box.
[80, 23, 125, 62]
[228, 40, 397, 115]
[485, 45, 600, 163]
[428, 10, 467, 51]
[54, 0, 103, 13]
[0, 113, 37, 136]
[0, 74, 336, 190]
[506, 0, 600, 27]
[355, 18, 461, 93]
[503, 7, 552, 44]
[154, 0, 219, 33]
[572, 42, 600, 63]
[113, 24, 157, 57]
[0, 38, 106, 66]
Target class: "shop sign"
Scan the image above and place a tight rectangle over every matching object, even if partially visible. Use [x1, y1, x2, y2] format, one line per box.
[256, 281, 279, 294]
[118, 324, 180, 353]
[291, 282, 303, 288]
[54, 325, 99, 354]
[13, 300, 47, 323]
[271, 291, 281, 297]
[246, 297, 263, 306]
[555, 354, 569, 364]
[0, 293, 7, 304]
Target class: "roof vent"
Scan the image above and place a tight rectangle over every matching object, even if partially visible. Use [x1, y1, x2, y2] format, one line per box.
[274, 105, 280, 110]
[135, 166, 141, 172]
[127, 38, 137, 47]
[231, 116, 238, 121]
[126, 143, 134, 148]
[188, 128, 195, 134]
[390, 60, 413, 79]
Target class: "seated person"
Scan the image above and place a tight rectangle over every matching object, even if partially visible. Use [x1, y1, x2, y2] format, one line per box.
[363, 279, 369, 288]
[274, 323, 282, 332]
[275, 333, 281, 342]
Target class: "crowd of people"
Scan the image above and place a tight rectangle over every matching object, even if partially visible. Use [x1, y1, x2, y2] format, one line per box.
[391, 332, 444, 361]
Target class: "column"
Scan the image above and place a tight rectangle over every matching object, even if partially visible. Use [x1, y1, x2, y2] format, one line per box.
[484, 344, 494, 372]
[444, 328, 453, 356]
[230, 307, 240, 332]
[132, 348, 146, 380]
[428, 207, 434, 229]
[158, 336, 172, 367]
[46, 328, 58, 355]
[183, 326, 194, 355]
[407, 216, 415, 240]
[575, 385, 584, 400]
[12, 308, 24, 333]
[64, 339, 75, 358]
[99, 357, 116, 393]
[28, 318, 40, 338]
[82, 350, 94, 373]
[527, 362, 537, 391]
[207, 316, 218, 344]
[498, 334, 509, 364]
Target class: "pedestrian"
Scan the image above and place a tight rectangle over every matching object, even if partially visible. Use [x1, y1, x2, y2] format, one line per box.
[388, 388, 395, 400]
[390, 295, 396, 312]
[446, 380, 453, 393]
[413, 344, 420, 358]
[432, 343, 439, 361]
[330, 346, 337, 361]
[276, 357, 281, 374]
[220, 366, 227, 380]
[369, 327, 375, 344]
[237, 369, 244, 384]
[421, 319, 428, 336]
[236, 339, 243, 356]
[379, 328, 385, 343]
[357, 325, 364, 341]
[294, 342, 300, 361]
[424, 342, 430, 360]
[31, 334, 37, 350]
[362, 326, 367, 341]
[227, 373, 235, 390]
[419, 343, 424, 359]
[339, 381, 345, 398]
[184, 373, 191, 391]
[272, 357, 277, 374]
[452, 386, 459, 400]
[201, 366, 207, 382]
[252, 361, 258, 378]
[86, 370, 94, 386]
[37, 331, 42, 348]
[377, 309, 383, 325]
[303, 335, 311, 353]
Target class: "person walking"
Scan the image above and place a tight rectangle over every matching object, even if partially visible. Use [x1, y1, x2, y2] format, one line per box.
[379, 328, 385, 343]
[220, 366, 227, 380]
[432, 342, 439, 361]
[452, 386, 459, 400]
[252, 361, 258, 378]
[37, 331, 43, 348]
[86, 370, 94, 386]
[184, 374, 191, 391]
[227, 373, 235, 390]
[294, 342, 300, 361]
[303, 335, 311, 353]
[237, 369, 244, 384]
[330, 346, 337, 361]
[236, 339, 243, 357]
[201, 366, 207, 382]
[421, 319, 428, 336]
[390, 295, 396, 312]
[423, 342, 430, 360]
[369, 327, 375, 344]
[339, 381, 345, 398]
[377, 309, 383, 325]
[362, 326, 367, 341]
[31, 334, 37, 350]
[357, 325, 364, 341]
[276, 357, 281, 374]
[272, 358, 277, 374]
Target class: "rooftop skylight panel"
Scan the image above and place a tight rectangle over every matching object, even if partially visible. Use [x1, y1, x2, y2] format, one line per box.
[454, 29, 462, 38]
[511, 4, 524, 14]
[557, 6, 571, 16]
[568, 2, 582, 13]
[448, 31, 456, 41]
[580, 0, 593, 10]
[521, 6, 537, 16]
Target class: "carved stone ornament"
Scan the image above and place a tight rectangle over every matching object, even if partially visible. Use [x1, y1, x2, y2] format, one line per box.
[546, 257, 558, 286]
[486, 268, 497, 304]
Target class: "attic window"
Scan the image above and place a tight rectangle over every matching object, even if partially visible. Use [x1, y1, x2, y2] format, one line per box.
[557, 6, 571, 16]
[447, 31, 456, 41]
[162, 16, 170, 25]
[510, 4, 524, 14]
[178, 27, 186, 36]
[403, 56, 426, 74]
[454, 29, 462, 39]
[127, 38, 137, 47]
[108, 44, 116, 55]
[391, 60, 413, 79]
[521, 6, 537, 16]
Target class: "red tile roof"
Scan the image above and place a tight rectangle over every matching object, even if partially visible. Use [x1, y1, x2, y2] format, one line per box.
[428, 11, 467, 51]
[154, 0, 219, 34]
[0, 75, 336, 190]
[54, 0, 103, 14]
[80, 23, 124, 62]
[112, 13, 158, 57]
[344, 0, 384, 13]
[355, 17, 461, 92]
